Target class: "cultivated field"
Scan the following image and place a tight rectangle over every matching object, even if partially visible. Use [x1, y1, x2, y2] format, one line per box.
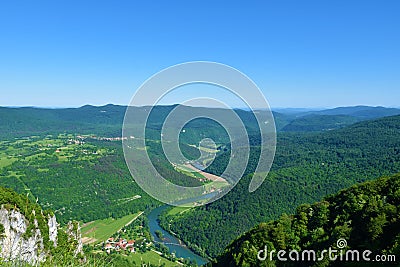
[81, 211, 143, 244]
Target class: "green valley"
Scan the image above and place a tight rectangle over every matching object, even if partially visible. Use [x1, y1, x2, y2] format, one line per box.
[160, 115, 400, 258]
[1, 105, 400, 266]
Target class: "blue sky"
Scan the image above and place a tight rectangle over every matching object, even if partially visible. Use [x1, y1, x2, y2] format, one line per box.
[0, 0, 399, 108]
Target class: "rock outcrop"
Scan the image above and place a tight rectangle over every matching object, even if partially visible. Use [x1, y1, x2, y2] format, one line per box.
[0, 206, 80, 265]
[66, 220, 83, 256]
[0, 187, 84, 265]
[0, 207, 46, 265]
[48, 214, 58, 247]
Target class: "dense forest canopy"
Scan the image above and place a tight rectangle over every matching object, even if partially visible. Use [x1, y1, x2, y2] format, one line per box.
[214, 172, 400, 266]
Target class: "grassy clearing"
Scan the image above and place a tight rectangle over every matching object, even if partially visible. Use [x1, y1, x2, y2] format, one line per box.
[167, 206, 192, 216]
[24, 152, 48, 161]
[203, 180, 230, 191]
[81, 212, 143, 244]
[175, 165, 205, 179]
[187, 144, 218, 153]
[2, 171, 23, 178]
[0, 157, 17, 168]
[128, 250, 181, 267]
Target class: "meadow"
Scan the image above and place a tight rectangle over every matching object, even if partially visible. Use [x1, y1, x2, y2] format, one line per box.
[128, 250, 181, 267]
[81, 211, 143, 244]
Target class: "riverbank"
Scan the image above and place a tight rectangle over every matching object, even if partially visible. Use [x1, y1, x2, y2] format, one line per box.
[184, 163, 227, 182]
[147, 205, 208, 266]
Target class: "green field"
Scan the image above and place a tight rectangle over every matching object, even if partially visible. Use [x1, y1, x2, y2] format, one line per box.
[81, 212, 143, 244]
[167, 206, 192, 217]
[128, 250, 181, 267]
[0, 157, 17, 168]
[175, 165, 205, 179]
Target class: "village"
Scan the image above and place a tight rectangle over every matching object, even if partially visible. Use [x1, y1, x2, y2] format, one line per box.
[95, 214, 154, 256]
[103, 237, 137, 254]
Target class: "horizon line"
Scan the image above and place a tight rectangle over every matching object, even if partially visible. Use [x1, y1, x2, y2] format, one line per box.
[1, 103, 400, 110]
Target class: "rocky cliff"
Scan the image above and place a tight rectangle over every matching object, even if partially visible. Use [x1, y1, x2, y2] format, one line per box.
[66, 220, 83, 257]
[0, 207, 48, 264]
[0, 187, 83, 265]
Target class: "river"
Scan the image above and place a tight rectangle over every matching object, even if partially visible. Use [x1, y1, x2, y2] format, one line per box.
[147, 205, 208, 266]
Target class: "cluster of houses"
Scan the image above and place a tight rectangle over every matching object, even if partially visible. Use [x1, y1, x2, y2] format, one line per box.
[104, 237, 136, 254]
[76, 135, 135, 142]
[67, 138, 85, 145]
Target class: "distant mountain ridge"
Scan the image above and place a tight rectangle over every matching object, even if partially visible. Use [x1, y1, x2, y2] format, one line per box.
[1, 104, 400, 138]
[306, 105, 400, 119]
[279, 106, 400, 132]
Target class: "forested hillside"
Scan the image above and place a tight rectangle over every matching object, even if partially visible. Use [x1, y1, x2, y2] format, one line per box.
[160, 115, 400, 257]
[281, 114, 360, 132]
[214, 172, 400, 266]
[0, 105, 126, 139]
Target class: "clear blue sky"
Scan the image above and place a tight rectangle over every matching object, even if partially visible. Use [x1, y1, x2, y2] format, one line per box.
[0, 0, 399, 108]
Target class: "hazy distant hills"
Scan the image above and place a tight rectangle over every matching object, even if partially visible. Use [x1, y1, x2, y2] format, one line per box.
[306, 105, 400, 118]
[274, 105, 400, 118]
[277, 106, 400, 132]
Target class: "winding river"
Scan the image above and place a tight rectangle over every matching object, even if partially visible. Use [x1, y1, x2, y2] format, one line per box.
[147, 205, 207, 266]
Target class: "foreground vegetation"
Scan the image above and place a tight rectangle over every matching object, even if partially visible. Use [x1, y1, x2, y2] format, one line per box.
[214, 172, 400, 266]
